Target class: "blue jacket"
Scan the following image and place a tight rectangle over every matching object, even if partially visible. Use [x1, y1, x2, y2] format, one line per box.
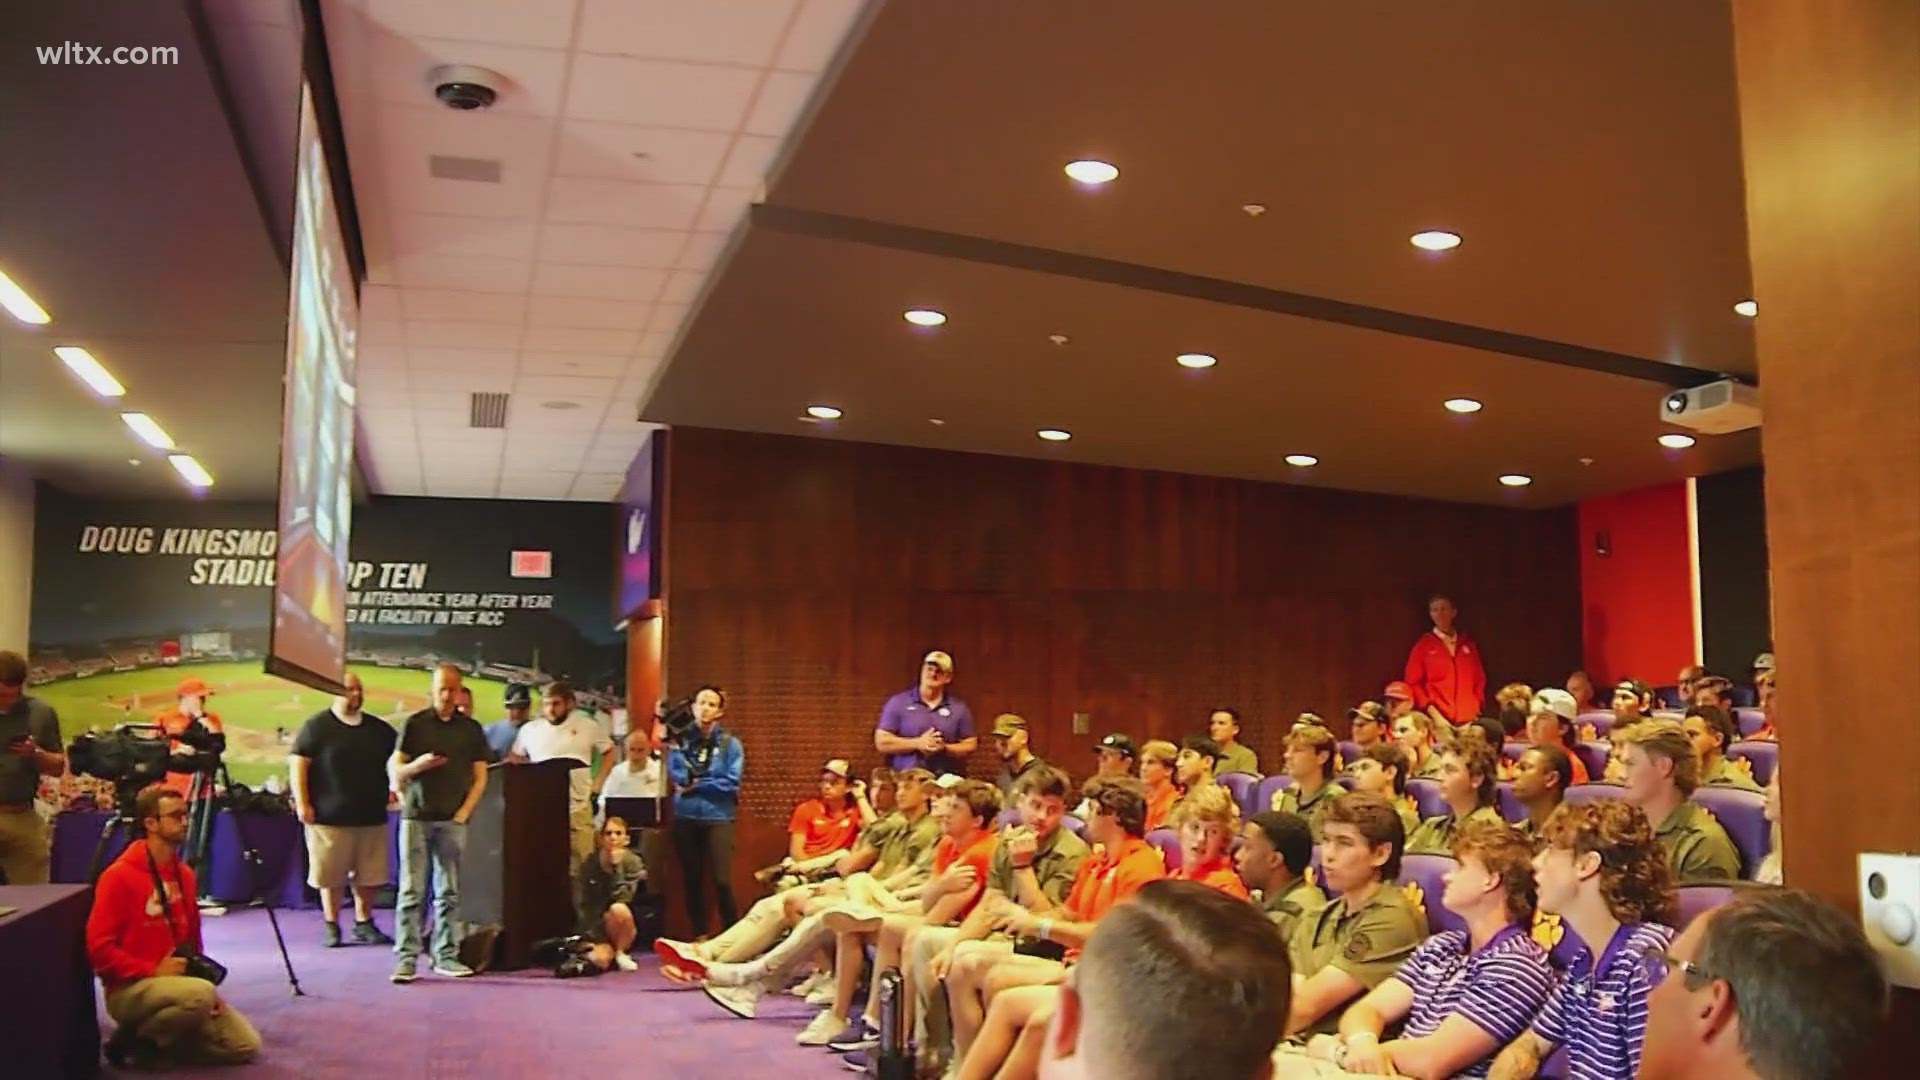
[668, 723, 742, 823]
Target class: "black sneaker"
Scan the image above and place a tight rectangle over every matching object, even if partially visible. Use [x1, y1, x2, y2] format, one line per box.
[352, 920, 394, 946]
[531, 934, 590, 966]
[103, 1029, 160, 1070]
[554, 955, 600, 979]
[323, 922, 342, 948]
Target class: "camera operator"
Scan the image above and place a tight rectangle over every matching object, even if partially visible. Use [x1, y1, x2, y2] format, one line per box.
[289, 672, 397, 948]
[88, 785, 260, 1069]
[156, 677, 226, 910]
[668, 685, 744, 937]
[0, 650, 65, 884]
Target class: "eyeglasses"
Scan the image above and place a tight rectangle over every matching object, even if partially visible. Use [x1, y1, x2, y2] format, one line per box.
[1636, 941, 1715, 986]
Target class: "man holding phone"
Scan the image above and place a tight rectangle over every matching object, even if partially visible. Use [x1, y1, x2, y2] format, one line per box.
[0, 650, 65, 884]
[387, 664, 490, 983]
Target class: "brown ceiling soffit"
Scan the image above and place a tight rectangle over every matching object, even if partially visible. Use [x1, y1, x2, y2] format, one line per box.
[749, 202, 1756, 391]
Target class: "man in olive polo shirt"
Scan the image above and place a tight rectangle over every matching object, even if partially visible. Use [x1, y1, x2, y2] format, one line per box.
[1683, 705, 1762, 792]
[1271, 724, 1344, 841]
[1284, 792, 1426, 1037]
[1236, 810, 1327, 944]
[1208, 707, 1261, 775]
[1171, 735, 1222, 819]
[1616, 720, 1741, 881]
[990, 714, 1045, 797]
[0, 650, 65, 885]
[1391, 709, 1444, 779]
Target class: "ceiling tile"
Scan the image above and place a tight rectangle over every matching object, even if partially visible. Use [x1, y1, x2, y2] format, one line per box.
[544, 177, 708, 228]
[659, 268, 706, 304]
[553, 121, 732, 185]
[519, 327, 642, 354]
[361, 284, 405, 322]
[536, 223, 687, 268]
[390, 213, 540, 260]
[360, 319, 405, 346]
[399, 287, 529, 323]
[394, 254, 534, 293]
[363, 0, 578, 50]
[530, 263, 667, 301]
[527, 296, 654, 330]
[675, 231, 730, 270]
[577, 0, 796, 66]
[775, 0, 863, 73]
[375, 105, 553, 218]
[635, 330, 678, 358]
[405, 320, 523, 349]
[744, 70, 815, 136]
[514, 373, 618, 398]
[517, 352, 630, 377]
[695, 187, 754, 231]
[563, 54, 759, 130]
[365, 33, 569, 117]
[716, 133, 780, 189]
[406, 347, 520, 373]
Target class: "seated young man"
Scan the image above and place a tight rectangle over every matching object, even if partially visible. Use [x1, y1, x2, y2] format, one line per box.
[1235, 810, 1327, 943]
[88, 785, 261, 1070]
[1347, 701, 1391, 751]
[1073, 733, 1137, 817]
[820, 779, 1002, 1062]
[1614, 721, 1741, 882]
[1170, 735, 1222, 816]
[758, 757, 867, 886]
[1391, 709, 1444, 779]
[1271, 724, 1344, 841]
[1303, 820, 1553, 1079]
[1348, 742, 1421, 839]
[1682, 705, 1762, 792]
[1137, 739, 1181, 831]
[1487, 800, 1678, 1080]
[1525, 689, 1590, 784]
[944, 777, 1166, 1076]
[1405, 742, 1505, 855]
[1285, 792, 1427, 1038]
[1510, 746, 1572, 849]
[1167, 782, 1249, 898]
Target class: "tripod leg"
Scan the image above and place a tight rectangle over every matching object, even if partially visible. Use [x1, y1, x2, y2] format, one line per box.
[213, 763, 305, 996]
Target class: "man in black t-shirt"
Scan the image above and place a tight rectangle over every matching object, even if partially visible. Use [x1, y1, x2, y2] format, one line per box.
[290, 672, 398, 947]
[387, 664, 490, 983]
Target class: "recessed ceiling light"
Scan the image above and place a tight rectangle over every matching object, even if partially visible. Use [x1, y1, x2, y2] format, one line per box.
[1498, 474, 1533, 487]
[1037, 429, 1072, 442]
[55, 347, 126, 397]
[1443, 397, 1483, 414]
[807, 405, 843, 420]
[1176, 353, 1217, 369]
[1063, 160, 1119, 185]
[1733, 299, 1757, 318]
[928, 418, 946, 426]
[1658, 433, 1697, 449]
[120, 413, 175, 449]
[0, 267, 51, 325]
[127, 458, 141, 466]
[168, 454, 213, 489]
[1284, 454, 1319, 467]
[1410, 230, 1462, 251]
[904, 309, 947, 327]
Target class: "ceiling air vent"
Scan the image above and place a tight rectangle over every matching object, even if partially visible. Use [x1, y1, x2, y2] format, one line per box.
[470, 392, 508, 428]
[429, 154, 503, 183]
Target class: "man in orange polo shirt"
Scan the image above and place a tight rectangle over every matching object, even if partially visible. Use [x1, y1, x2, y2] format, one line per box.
[1137, 739, 1180, 832]
[1168, 784, 1249, 899]
[755, 758, 865, 888]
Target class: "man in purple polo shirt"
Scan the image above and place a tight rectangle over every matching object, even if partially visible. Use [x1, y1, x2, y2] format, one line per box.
[874, 651, 977, 776]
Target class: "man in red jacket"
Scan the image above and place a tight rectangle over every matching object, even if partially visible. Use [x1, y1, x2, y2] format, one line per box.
[1403, 593, 1487, 723]
[87, 785, 260, 1070]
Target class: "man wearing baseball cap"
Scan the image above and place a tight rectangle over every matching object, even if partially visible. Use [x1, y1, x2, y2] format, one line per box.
[484, 682, 534, 762]
[874, 651, 976, 776]
[156, 676, 227, 909]
[1382, 681, 1419, 724]
[1526, 688, 1590, 783]
[757, 759, 865, 888]
[1076, 734, 1136, 818]
[990, 714, 1045, 797]
[1347, 701, 1390, 751]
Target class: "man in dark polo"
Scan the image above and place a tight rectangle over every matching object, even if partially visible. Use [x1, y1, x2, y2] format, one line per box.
[0, 650, 65, 884]
[991, 714, 1045, 796]
[387, 663, 490, 983]
[874, 651, 976, 777]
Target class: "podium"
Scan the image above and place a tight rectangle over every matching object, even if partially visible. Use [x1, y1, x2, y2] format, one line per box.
[461, 758, 578, 970]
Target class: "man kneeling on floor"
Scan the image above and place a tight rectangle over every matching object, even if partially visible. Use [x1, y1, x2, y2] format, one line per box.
[88, 785, 261, 1070]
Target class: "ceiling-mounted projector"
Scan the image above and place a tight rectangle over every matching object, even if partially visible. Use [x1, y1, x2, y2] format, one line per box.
[1660, 379, 1760, 434]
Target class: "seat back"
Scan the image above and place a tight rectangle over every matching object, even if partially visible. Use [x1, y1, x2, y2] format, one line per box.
[1675, 884, 1735, 931]
[1399, 854, 1461, 935]
[1145, 828, 1181, 871]
[1500, 741, 1528, 763]
[1729, 684, 1758, 708]
[1334, 775, 1356, 791]
[1570, 741, 1609, 781]
[1494, 781, 1526, 823]
[1062, 815, 1086, 840]
[1254, 775, 1291, 814]
[1725, 741, 1775, 786]
[994, 807, 1022, 830]
[1406, 778, 1447, 820]
[1217, 772, 1261, 820]
[1561, 782, 1628, 807]
[1689, 787, 1768, 876]
[1338, 741, 1360, 765]
[1734, 708, 1768, 738]
[1575, 712, 1614, 742]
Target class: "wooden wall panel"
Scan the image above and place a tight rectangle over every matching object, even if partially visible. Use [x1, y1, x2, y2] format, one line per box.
[661, 428, 1579, 913]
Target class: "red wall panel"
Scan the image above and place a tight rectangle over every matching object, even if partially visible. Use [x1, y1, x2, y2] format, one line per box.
[1576, 480, 1697, 688]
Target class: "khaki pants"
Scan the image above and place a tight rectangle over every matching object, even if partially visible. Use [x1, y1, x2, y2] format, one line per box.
[106, 976, 260, 1066]
[569, 807, 596, 868]
[0, 805, 49, 885]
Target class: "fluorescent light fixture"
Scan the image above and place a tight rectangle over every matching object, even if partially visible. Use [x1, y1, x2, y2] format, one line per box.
[1064, 160, 1119, 185]
[54, 346, 126, 397]
[1658, 433, 1697, 449]
[1284, 454, 1319, 467]
[806, 405, 843, 420]
[1498, 474, 1533, 487]
[1443, 397, 1483, 414]
[1410, 230, 1462, 251]
[120, 412, 175, 449]
[1176, 353, 1217, 369]
[1733, 299, 1757, 318]
[903, 309, 947, 327]
[0, 267, 51, 324]
[1037, 429, 1072, 442]
[168, 454, 213, 488]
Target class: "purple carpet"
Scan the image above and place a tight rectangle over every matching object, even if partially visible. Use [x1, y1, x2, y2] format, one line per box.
[102, 909, 853, 1078]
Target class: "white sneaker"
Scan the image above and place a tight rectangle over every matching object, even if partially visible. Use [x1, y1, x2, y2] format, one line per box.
[702, 981, 761, 1019]
[704, 960, 767, 989]
[805, 980, 837, 1007]
[613, 951, 639, 972]
[796, 1009, 843, 1046]
[789, 968, 832, 998]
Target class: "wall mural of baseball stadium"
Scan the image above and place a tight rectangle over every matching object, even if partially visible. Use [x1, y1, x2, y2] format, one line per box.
[29, 489, 624, 789]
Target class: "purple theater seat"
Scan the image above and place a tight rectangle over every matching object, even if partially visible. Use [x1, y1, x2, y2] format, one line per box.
[1494, 781, 1526, 823]
[1500, 742, 1527, 763]
[1399, 854, 1462, 935]
[1575, 711, 1614, 741]
[1406, 778, 1447, 820]
[1338, 741, 1359, 765]
[1062, 814, 1086, 840]
[1734, 708, 1768, 738]
[1570, 741, 1609, 781]
[1729, 684, 1758, 708]
[1653, 684, 1682, 709]
[1217, 772, 1261, 820]
[1676, 884, 1735, 931]
[1690, 787, 1768, 876]
[1254, 775, 1291, 814]
[1145, 828, 1181, 871]
[1334, 775, 1356, 791]
[995, 807, 1022, 830]
[1726, 741, 1775, 786]
[1560, 782, 1627, 807]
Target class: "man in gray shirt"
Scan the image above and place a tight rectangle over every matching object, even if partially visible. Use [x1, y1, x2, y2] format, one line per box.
[388, 664, 489, 983]
[0, 650, 66, 884]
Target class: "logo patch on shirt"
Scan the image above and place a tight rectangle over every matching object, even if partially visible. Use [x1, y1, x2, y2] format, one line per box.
[1597, 992, 1616, 1013]
[1344, 931, 1373, 961]
[938, 707, 950, 716]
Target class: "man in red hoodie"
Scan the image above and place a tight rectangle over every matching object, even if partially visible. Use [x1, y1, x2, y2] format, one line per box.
[1403, 593, 1488, 724]
[87, 785, 260, 1070]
